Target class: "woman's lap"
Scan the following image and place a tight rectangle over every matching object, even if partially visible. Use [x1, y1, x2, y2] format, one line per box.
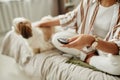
[52, 30, 120, 75]
[90, 55, 120, 75]
[52, 29, 81, 56]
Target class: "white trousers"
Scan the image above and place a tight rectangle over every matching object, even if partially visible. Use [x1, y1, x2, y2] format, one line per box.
[52, 30, 120, 75]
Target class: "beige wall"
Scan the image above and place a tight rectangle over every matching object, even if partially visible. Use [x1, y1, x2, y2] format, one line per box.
[59, 0, 80, 14]
[73, 0, 81, 7]
[31, 0, 59, 21]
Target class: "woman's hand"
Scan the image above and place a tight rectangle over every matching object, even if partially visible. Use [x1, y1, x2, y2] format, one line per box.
[62, 34, 95, 50]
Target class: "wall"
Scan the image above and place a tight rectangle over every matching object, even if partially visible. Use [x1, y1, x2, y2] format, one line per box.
[72, 0, 80, 7]
[59, 0, 81, 14]
[31, 0, 59, 21]
[0, 0, 59, 33]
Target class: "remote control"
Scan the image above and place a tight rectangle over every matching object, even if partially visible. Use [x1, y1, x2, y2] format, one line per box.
[57, 38, 69, 44]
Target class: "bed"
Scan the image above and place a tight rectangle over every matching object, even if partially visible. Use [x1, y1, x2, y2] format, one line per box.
[24, 49, 120, 80]
[1, 27, 120, 80]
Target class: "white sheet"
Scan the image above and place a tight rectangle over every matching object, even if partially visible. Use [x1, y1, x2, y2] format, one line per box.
[0, 54, 32, 80]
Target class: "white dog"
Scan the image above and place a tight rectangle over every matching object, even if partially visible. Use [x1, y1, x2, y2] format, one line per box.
[13, 17, 53, 53]
[30, 16, 63, 53]
[12, 17, 63, 54]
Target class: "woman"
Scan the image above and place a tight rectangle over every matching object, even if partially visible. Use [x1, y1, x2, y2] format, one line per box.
[38, 0, 120, 75]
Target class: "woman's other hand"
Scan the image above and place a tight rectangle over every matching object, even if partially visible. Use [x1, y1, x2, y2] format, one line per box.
[37, 17, 60, 28]
[62, 34, 95, 50]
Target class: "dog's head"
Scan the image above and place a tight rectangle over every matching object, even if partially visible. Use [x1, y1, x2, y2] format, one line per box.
[13, 17, 32, 39]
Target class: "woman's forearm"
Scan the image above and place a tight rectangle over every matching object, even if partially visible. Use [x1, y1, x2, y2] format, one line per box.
[40, 18, 60, 27]
[96, 39, 119, 55]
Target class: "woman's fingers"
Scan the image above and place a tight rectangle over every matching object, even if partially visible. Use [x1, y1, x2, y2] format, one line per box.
[62, 36, 84, 50]
[62, 39, 78, 48]
[62, 43, 75, 48]
[68, 35, 79, 42]
[61, 36, 79, 48]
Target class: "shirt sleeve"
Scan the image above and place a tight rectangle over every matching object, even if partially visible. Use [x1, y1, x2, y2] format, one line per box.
[58, 0, 89, 30]
[58, 4, 80, 29]
[109, 23, 120, 55]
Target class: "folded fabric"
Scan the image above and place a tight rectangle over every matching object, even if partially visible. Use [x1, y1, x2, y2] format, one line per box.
[67, 57, 120, 77]
[0, 30, 34, 66]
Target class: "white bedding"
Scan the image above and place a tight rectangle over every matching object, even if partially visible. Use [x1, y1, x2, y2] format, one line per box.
[24, 49, 120, 80]
[0, 54, 32, 80]
[1, 28, 120, 80]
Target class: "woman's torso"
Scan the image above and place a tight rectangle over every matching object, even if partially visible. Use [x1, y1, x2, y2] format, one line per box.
[77, 2, 119, 39]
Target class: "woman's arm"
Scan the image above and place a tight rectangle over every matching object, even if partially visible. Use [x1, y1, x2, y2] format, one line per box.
[95, 39, 119, 55]
[62, 34, 119, 55]
[38, 2, 81, 28]
[62, 34, 95, 50]
[39, 18, 60, 27]
[39, 9, 78, 28]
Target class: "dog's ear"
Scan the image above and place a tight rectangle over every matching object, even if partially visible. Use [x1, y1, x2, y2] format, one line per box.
[18, 22, 33, 39]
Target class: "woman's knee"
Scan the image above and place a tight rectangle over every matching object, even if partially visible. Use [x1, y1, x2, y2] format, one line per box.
[52, 31, 76, 48]
[51, 31, 80, 55]
[89, 56, 120, 75]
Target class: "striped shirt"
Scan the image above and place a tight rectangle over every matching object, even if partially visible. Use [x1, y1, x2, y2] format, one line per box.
[58, 0, 120, 54]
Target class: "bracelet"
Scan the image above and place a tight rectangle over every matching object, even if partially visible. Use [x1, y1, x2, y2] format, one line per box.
[91, 36, 99, 50]
[91, 41, 98, 49]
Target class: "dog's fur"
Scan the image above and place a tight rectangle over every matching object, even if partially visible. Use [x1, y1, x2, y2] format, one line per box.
[13, 17, 55, 54]
[38, 16, 55, 41]
[28, 16, 56, 53]
[13, 17, 32, 39]
[13, 17, 63, 54]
